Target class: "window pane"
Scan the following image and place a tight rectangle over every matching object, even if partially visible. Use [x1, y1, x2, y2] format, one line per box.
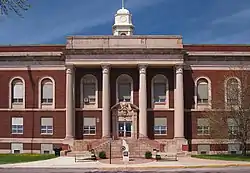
[13, 82, 23, 99]
[42, 83, 53, 99]
[227, 79, 239, 105]
[154, 83, 166, 103]
[83, 84, 96, 101]
[198, 83, 208, 101]
[118, 83, 131, 102]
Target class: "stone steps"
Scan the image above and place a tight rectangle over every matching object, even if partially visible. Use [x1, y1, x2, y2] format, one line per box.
[71, 138, 166, 158]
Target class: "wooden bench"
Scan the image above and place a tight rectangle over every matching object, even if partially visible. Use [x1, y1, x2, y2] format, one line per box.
[75, 152, 96, 162]
[156, 152, 178, 161]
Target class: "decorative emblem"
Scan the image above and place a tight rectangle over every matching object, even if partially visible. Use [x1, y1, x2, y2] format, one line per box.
[117, 102, 135, 117]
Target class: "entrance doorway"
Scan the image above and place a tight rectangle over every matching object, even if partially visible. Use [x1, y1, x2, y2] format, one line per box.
[118, 121, 132, 138]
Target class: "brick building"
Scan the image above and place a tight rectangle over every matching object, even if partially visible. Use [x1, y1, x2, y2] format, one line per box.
[0, 5, 249, 156]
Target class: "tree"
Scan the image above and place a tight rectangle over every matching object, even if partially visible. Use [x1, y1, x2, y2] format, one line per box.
[0, 0, 30, 17]
[204, 65, 250, 156]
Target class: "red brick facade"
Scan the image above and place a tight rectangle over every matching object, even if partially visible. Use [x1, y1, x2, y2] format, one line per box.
[0, 44, 250, 154]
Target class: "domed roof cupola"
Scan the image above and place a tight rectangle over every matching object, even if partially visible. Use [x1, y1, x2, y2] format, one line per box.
[112, 0, 134, 36]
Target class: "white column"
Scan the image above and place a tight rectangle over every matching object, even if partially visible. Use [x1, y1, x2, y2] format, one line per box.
[139, 64, 147, 138]
[65, 66, 74, 140]
[102, 65, 110, 138]
[174, 65, 184, 138]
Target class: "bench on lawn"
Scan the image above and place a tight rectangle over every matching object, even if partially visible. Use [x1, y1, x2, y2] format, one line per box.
[156, 152, 178, 161]
[75, 151, 96, 162]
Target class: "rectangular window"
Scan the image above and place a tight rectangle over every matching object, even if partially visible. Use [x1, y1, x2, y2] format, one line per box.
[118, 83, 131, 102]
[41, 118, 53, 135]
[12, 117, 23, 134]
[154, 118, 167, 135]
[153, 83, 166, 103]
[12, 84, 23, 104]
[197, 83, 208, 104]
[83, 83, 96, 104]
[42, 83, 53, 104]
[83, 117, 96, 135]
[197, 118, 210, 135]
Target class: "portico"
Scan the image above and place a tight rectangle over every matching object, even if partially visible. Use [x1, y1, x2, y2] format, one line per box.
[64, 35, 186, 149]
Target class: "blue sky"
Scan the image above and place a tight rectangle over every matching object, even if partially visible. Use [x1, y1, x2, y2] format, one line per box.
[0, 0, 250, 45]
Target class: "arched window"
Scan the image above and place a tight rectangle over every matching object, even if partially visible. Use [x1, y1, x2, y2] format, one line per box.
[10, 77, 25, 108]
[41, 79, 53, 105]
[81, 74, 98, 108]
[195, 77, 212, 109]
[39, 77, 55, 109]
[197, 79, 209, 104]
[226, 77, 241, 106]
[116, 74, 133, 103]
[151, 75, 168, 108]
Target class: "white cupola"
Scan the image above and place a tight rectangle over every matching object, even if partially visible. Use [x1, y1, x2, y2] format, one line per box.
[112, 0, 134, 36]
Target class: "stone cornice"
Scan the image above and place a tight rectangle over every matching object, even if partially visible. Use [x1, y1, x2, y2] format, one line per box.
[0, 56, 65, 61]
[64, 48, 186, 55]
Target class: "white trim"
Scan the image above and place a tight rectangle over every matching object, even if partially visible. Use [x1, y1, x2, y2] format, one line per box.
[0, 108, 65, 111]
[80, 74, 98, 109]
[189, 65, 250, 71]
[224, 77, 241, 109]
[194, 76, 212, 110]
[151, 74, 169, 109]
[38, 77, 56, 109]
[0, 149, 41, 154]
[9, 77, 26, 109]
[0, 66, 66, 71]
[0, 138, 64, 143]
[116, 74, 134, 104]
[0, 52, 62, 56]
[188, 51, 250, 56]
[191, 138, 245, 144]
[66, 60, 183, 66]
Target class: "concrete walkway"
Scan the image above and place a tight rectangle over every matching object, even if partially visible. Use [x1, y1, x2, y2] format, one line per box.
[1, 156, 250, 169]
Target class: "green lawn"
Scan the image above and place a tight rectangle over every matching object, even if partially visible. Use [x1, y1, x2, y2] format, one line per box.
[0, 154, 56, 164]
[192, 154, 250, 162]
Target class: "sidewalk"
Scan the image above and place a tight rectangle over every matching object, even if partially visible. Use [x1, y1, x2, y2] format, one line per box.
[1, 156, 250, 169]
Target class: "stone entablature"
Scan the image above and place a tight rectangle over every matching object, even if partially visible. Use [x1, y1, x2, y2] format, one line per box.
[66, 35, 183, 50]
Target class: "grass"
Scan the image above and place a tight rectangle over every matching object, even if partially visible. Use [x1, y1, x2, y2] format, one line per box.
[0, 154, 56, 164]
[192, 154, 250, 162]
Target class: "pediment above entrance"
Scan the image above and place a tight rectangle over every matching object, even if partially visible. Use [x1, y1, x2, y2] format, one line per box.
[111, 102, 138, 117]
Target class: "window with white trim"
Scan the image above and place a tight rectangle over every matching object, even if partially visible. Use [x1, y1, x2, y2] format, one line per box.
[197, 79, 209, 104]
[82, 75, 97, 106]
[117, 74, 132, 103]
[41, 79, 53, 105]
[83, 117, 96, 135]
[152, 75, 168, 104]
[41, 117, 53, 135]
[12, 117, 23, 134]
[154, 117, 167, 135]
[11, 79, 24, 105]
[226, 78, 240, 107]
[197, 118, 210, 135]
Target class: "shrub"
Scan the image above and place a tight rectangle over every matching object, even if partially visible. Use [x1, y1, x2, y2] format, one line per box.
[98, 151, 106, 159]
[145, 151, 152, 159]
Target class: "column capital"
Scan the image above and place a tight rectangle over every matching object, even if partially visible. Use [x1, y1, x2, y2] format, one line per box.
[102, 64, 110, 74]
[138, 64, 148, 74]
[175, 64, 184, 74]
[66, 65, 75, 74]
